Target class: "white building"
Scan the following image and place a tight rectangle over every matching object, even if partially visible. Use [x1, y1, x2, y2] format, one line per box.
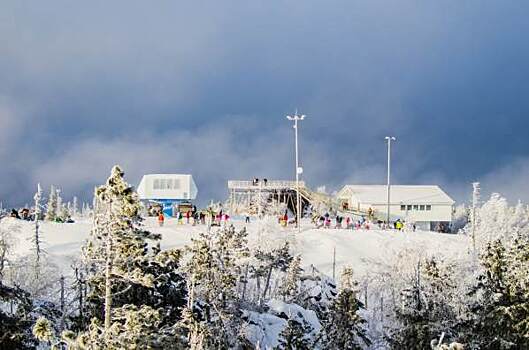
[137, 174, 198, 215]
[337, 185, 455, 231]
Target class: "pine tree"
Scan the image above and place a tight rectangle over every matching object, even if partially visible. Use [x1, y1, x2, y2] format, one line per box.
[320, 267, 370, 350]
[72, 196, 79, 217]
[276, 317, 313, 350]
[254, 243, 293, 304]
[46, 185, 58, 221]
[178, 227, 246, 349]
[466, 237, 529, 349]
[81, 165, 162, 340]
[280, 255, 303, 302]
[32, 184, 44, 274]
[0, 283, 37, 349]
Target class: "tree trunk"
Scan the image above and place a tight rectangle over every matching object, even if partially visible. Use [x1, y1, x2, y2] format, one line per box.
[104, 239, 113, 332]
[262, 266, 274, 303]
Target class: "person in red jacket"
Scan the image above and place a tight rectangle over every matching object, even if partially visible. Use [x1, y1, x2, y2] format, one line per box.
[158, 212, 165, 227]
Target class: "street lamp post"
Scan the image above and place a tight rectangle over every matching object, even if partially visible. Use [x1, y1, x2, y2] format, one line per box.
[385, 136, 396, 226]
[287, 112, 305, 233]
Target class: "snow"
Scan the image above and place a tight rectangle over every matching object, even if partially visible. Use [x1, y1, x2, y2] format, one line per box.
[243, 300, 322, 348]
[4, 216, 471, 280]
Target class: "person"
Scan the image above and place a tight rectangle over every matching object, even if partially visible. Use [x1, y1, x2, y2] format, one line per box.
[346, 217, 351, 229]
[367, 207, 373, 220]
[186, 210, 191, 224]
[178, 211, 183, 225]
[263, 178, 268, 186]
[158, 212, 165, 227]
[10, 209, 20, 219]
[335, 216, 342, 229]
[245, 215, 250, 224]
[396, 219, 403, 231]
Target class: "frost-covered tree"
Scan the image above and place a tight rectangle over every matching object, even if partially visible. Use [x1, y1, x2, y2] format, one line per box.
[253, 243, 293, 304]
[46, 185, 58, 221]
[72, 196, 79, 217]
[465, 235, 529, 349]
[32, 184, 44, 272]
[82, 165, 161, 337]
[280, 255, 303, 302]
[0, 283, 36, 349]
[178, 226, 250, 349]
[388, 257, 464, 349]
[319, 267, 370, 350]
[276, 317, 313, 350]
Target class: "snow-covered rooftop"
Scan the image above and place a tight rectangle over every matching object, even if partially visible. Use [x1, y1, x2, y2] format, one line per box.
[338, 185, 455, 205]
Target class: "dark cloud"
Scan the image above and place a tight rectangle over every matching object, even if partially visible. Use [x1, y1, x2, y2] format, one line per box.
[1, 1, 529, 206]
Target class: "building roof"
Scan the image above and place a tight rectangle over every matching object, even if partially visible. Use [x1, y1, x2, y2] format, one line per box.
[337, 185, 455, 205]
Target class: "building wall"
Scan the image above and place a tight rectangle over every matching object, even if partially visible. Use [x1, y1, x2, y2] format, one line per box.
[138, 174, 197, 200]
[352, 201, 453, 223]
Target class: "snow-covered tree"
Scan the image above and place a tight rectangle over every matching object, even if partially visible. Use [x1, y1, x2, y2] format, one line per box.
[280, 255, 303, 302]
[178, 226, 250, 349]
[319, 267, 370, 350]
[72, 196, 79, 217]
[82, 165, 161, 337]
[32, 184, 44, 272]
[46, 185, 58, 221]
[0, 279, 36, 349]
[276, 317, 313, 350]
[465, 233, 529, 349]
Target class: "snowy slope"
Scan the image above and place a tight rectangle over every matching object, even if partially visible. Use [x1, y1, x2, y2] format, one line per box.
[4, 216, 471, 279]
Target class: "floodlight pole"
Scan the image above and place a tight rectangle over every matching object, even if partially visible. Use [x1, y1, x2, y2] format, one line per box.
[385, 136, 396, 226]
[287, 112, 305, 233]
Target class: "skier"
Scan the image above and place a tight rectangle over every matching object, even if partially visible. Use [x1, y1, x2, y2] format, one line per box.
[186, 210, 190, 224]
[158, 212, 165, 227]
[346, 217, 351, 229]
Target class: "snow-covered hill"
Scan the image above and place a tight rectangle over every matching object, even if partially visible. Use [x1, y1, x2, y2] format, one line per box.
[5, 216, 471, 279]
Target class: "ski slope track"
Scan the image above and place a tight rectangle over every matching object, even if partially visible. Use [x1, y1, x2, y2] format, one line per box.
[4, 216, 471, 279]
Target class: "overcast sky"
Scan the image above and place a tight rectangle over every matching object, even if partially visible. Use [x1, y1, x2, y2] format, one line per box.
[2, 1, 529, 207]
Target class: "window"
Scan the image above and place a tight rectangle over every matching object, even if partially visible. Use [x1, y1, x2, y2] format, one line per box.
[153, 179, 160, 190]
[173, 179, 181, 189]
[407, 205, 412, 211]
[413, 205, 419, 210]
[419, 205, 425, 211]
[167, 179, 173, 190]
[160, 179, 167, 190]
[400, 205, 406, 211]
[426, 205, 432, 211]
[183, 192, 188, 199]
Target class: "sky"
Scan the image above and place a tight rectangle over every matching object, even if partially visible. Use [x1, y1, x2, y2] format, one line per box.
[1, 1, 529, 207]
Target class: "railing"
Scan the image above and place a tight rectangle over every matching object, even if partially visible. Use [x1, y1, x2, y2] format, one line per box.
[228, 180, 306, 190]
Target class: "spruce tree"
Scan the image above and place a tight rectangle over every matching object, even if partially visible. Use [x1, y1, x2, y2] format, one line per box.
[280, 255, 303, 302]
[46, 185, 58, 221]
[81, 165, 163, 343]
[276, 318, 313, 350]
[320, 267, 370, 350]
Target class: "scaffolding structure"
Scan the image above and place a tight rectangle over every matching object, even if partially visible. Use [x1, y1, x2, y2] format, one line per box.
[227, 180, 375, 220]
[227, 180, 308, 216]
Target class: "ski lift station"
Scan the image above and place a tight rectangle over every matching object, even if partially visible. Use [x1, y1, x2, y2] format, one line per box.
[337, 185, 455, 231]
[137, 174, 198, 216]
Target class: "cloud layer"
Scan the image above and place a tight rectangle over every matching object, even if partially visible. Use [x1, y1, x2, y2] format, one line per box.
[2, 1, 529, 206]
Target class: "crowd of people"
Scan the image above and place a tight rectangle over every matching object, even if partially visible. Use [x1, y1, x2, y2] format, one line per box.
[155, 205, 231, 229]
[311, 212, 419, 232]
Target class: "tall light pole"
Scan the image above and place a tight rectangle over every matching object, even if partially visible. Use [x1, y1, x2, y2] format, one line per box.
[287, 112, 305, 233]
[385, 136, 396, 225]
